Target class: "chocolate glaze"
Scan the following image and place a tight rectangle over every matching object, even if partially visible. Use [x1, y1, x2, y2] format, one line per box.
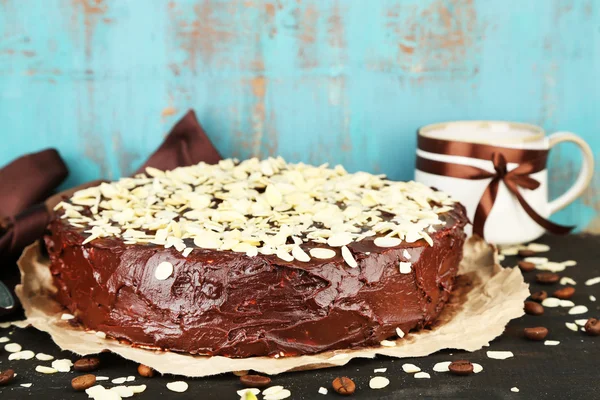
[44, 204, 467, 358]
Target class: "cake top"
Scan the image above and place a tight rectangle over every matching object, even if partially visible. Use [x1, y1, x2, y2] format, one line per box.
[54, 157, 457, 267]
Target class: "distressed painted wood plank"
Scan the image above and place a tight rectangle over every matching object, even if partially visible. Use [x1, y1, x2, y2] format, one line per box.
[0, 0, 598, 230]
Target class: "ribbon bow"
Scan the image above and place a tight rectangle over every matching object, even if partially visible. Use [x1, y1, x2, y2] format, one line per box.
[416, 135, 574, 238]
[0, 110, 221, 313]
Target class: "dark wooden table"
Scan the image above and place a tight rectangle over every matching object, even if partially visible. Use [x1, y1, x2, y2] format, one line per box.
[0, 234, 598, 399]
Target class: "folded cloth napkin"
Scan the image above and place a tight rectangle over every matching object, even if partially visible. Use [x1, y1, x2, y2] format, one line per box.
[0, 110, 221, 315]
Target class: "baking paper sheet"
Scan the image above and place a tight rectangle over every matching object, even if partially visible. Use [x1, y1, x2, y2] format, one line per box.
[14, 236, 529, 377]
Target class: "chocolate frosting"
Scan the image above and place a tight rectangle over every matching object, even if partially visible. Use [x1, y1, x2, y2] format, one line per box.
[44, 204, 467, 358]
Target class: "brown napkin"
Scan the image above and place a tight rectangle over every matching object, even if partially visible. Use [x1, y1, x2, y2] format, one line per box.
[136, 110, 221, 174]
[0, 110, 222, 315]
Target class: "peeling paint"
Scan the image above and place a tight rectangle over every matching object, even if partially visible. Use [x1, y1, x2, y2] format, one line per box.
[168, 0, 236, 71]
[380, 0, 482, 76]
[70, 0, 109, 59]
[161, 107, 178, 118]
[296, 4, 319, 68]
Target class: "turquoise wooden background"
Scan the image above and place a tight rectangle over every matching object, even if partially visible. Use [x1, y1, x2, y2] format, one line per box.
[0, 0, 598, 231]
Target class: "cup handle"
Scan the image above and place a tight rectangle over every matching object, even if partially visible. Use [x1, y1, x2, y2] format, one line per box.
[547, 132, 595, 214]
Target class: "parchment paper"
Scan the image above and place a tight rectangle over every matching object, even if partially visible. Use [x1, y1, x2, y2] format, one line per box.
[14, 237, 529, 377]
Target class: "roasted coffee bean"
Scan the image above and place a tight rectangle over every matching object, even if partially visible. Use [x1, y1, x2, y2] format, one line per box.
[518, 249, 536, 257]
[553, 287, 575, 300]
[233, 370, 249, 377]
[536, 272, 560, 284]
[518, 261, 536, 272]
[332, 377, 355, 396]
[71, 374, 96, 391]
[240, 374, 271, 388]
[137, 364, 155, 378]
[448, 360, 473, 376]
[524, 327, 548, 341]
[524, 301, 544, 316]
[0, 369, 15, 386]
[584, 318, 600, 336]
[529, 291, 548, 302]
[74, 357, 100, 372]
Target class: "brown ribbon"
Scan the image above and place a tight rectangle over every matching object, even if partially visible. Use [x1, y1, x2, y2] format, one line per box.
[416, 134, 574, 238]
[0, 110, 222, 313]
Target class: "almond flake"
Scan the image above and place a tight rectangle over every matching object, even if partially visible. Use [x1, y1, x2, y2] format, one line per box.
[112, 377, 127, 384]
[154, 261, 174, 280]
[35, 353, 54, 361]
[541, 298, 561, 308]
[487, 351, 513, 360]
[341, 245, 357, 268]
[369, 376, 390, 389]
[524, 257, 548, 265]
[276, 248, 294, 262]
[238, 389, 261, 396]
[373, 237, 401, 247]
[396, 327, 405, 338]
[327, 233, 353, 247]
[403, 249, 411, 259]
[61, 313, 75, 320]
[111, 386, 134, 398]
[309, 248, 336, 259]
[4, 343, 22, 353]
[52, 359, 73, 372]
[265, 184, 282, 207]
[560, 277, 576, 285]
[35, 366, 58, 374]
[318, 387, 328, 395]
[292, 246, 310, 262]
[527, 243, 550, 252]
[374, 368, 387, 373]
[402, 363, 421, 373]
[473, 363, 483, 373]
[414, 372, 431, 379]
[585, 277, 600, 286]
[433, 361, 451, 372]
[565, 322, 578, 332]
[568, 305, 588, 315]
[544, 340, 560, 346]
[264, 389, 291, 400]
[380, 340, 396, 347]
[399, 262, 412, 274]
[9, 350, 35, 360]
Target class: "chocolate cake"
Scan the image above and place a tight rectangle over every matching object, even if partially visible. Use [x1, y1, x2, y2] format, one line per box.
[44, 158, 468, 358]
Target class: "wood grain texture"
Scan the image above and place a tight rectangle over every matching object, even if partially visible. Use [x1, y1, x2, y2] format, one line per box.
[0, 0, 598, 230]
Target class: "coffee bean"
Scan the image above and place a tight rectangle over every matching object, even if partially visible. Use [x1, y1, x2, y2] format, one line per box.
[0, 369, 15, 386]
[524, 327, 548, 341]
[553, 287, 575, 300]
[448, 360, 473, 376]
[74, 357, 100, 372]
[137, 364, 155, 378]
[529, 291, 547, 302]
[233, 370, 249, 377]
[518, 249, 536, 257]
[518, 261, 536, 272]
[71, 374, 96, 391]
[332, 377, 355, 396]
[240, 374, 271, 388]
[584, 318, 600, 336]
[524, 301, 544, 316]
[536, 272, 559, 284]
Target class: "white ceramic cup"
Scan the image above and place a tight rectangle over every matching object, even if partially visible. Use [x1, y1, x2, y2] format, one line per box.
[415, 121, 594, 245]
